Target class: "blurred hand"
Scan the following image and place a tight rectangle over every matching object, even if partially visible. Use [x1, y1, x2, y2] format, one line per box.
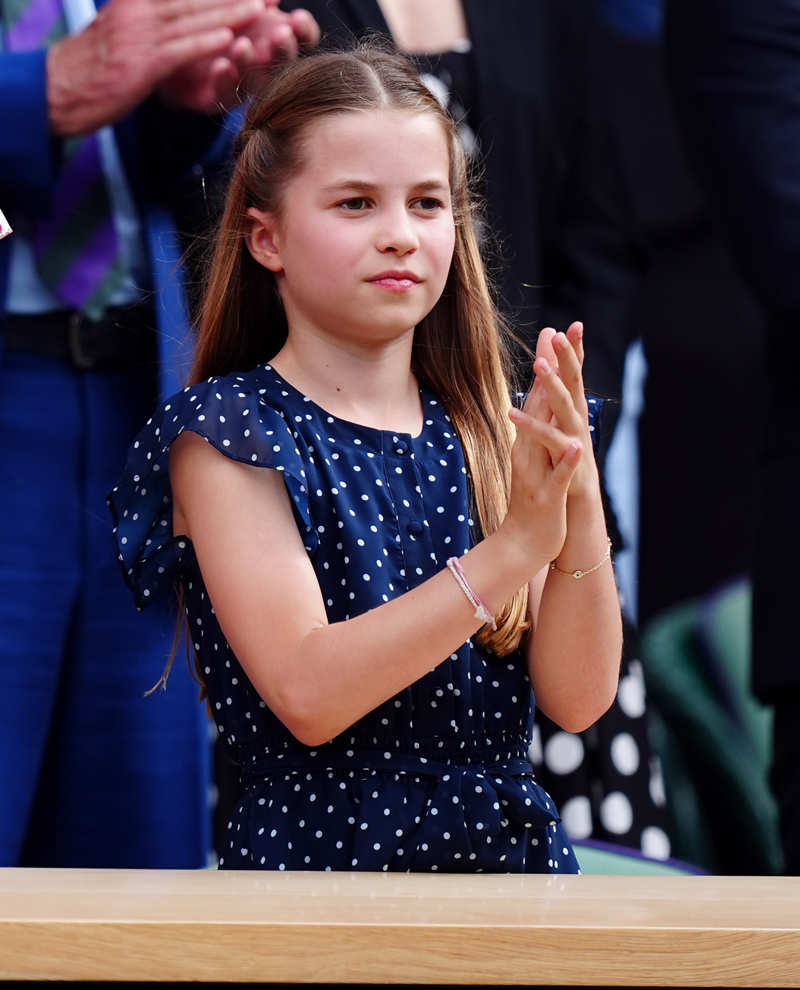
[46, 0, 293, 136]
[161, 4, 321, 113]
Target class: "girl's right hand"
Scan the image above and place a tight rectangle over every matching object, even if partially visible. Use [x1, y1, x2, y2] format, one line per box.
[502, 371, 583, 569]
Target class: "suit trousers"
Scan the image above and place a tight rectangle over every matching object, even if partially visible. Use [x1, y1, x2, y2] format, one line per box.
[0, 347, 210, 867]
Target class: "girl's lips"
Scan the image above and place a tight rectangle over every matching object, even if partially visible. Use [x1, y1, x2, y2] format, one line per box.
[370, 276, 419, 290]
[368, 271, 422, 290]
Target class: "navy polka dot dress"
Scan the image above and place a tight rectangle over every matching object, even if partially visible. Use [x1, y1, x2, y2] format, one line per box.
[109, 364, 585, 874]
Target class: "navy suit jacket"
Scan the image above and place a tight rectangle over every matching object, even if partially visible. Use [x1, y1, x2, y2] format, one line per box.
[0, 12, 238, 398]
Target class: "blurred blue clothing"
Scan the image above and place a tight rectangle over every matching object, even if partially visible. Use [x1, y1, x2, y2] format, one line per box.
[0, 0, 236, 866]
[0, 352, 210, 866]
[598, 0, 663, 40]
[2, 0, 146, 313]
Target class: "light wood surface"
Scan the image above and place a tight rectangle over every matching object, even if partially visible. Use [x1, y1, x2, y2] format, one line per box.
[1, 868, 799, 985]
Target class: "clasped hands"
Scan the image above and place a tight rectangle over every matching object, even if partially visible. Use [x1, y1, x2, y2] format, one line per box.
[47, 0, 320, 137]
[506, 322, 600, 564]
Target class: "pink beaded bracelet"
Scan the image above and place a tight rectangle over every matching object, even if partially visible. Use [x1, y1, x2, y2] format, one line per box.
[446, 556, 497, 631]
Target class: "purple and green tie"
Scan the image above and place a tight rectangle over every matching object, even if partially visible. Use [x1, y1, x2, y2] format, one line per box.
[3, 0, 125, 320]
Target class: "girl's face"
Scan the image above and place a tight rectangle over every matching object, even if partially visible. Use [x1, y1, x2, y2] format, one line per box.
[248, 108, 456, 349]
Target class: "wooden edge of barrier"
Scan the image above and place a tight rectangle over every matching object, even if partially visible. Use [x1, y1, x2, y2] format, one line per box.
[1, 869, 799, 986]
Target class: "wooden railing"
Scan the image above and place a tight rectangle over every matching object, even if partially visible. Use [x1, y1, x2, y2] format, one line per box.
[1, 868, 799, 985]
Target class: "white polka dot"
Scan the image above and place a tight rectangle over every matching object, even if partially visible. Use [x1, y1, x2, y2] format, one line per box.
[610, 732, 640, 776]
[599, 791, 634, 835]
[648, 756, 668, 807]
[641, 826, 671, 860]
[617, 660, 647, 719]
[544, 731, 585, 775]
[560, 796, 592, 839]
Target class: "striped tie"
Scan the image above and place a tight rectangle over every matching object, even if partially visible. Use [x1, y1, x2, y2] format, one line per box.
[3, 0, 124, 320]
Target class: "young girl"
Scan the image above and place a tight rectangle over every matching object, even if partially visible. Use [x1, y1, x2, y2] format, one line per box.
[109, 43, 623, 873]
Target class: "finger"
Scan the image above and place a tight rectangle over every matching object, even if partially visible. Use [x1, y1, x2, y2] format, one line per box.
[535, 326, 559, 374]
[529, 371, 552, 424]
[509, 406, 574, 468]
[209, 56, 241, 108]
[227, 34, 256, 76]
[509, 406, 550, 479]
[521, 362, 541, 413]
[267, 20, 299, 61]
[161, 0, 264, 40]
[551, 331, 587, 413]
[566, 321, 584, 368]
[159, 27, 235, 73]
[289, 8, 321, 47]
[534, 356, 583, 433]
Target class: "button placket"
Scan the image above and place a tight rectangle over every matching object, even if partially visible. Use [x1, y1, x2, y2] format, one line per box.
[383, 435, 431, 587]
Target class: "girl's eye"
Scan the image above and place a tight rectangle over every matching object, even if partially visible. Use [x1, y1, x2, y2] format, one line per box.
[413, 197, 444, 212]
[338, 197, 370, 211]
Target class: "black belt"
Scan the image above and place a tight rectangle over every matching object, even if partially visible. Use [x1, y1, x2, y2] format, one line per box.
[2, 304, 158, 370]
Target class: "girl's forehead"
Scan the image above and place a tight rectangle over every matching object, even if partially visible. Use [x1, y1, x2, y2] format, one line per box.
[298, 108, 451, 183]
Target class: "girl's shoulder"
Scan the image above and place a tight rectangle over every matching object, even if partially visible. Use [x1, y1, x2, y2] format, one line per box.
[107, 364, 316, 611]
[163, 364, 302, 421]
[140, 364, 314, 467]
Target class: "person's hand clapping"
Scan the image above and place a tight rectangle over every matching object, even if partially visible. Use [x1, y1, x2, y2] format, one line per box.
[46, 0, 320, 136]
[161, 3, 321, 114]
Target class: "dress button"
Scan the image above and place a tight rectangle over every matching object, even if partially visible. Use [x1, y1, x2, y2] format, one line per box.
[394, 444, 406, 456]
[407, 520, 424, 537]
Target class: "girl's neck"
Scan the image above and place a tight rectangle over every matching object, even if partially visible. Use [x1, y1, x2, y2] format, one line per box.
[270, 332, 424, 436]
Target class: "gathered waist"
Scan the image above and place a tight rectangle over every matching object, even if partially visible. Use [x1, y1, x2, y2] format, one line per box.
[241, 741, 534, 786]
[238, 740, 561, 836]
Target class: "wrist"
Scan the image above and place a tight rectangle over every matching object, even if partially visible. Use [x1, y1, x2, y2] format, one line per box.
[566, 460, 601, 500]
[492, 518, 552, 584]
[550, 537, 612, 580]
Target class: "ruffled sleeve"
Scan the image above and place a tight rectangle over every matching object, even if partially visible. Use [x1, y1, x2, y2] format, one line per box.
[107, 373, 317, 611]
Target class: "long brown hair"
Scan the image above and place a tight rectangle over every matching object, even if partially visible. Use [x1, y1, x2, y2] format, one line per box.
[189, 41, 529, 655]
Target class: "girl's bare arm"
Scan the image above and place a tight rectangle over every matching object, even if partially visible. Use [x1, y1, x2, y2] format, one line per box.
[170, 412, 579, 747]
[525, 325, 623, 731]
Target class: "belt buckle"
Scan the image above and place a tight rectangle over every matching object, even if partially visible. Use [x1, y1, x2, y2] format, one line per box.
[68, 311, 97, 370]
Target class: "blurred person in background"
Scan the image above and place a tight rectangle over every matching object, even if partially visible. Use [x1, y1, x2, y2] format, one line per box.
[664, 0, 800, 875]
[0, 0, 318, 867]
[593, 0, 778, 876]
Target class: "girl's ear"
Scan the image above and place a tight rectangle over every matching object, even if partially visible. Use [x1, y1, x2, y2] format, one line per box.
[246, 207, 284, 273]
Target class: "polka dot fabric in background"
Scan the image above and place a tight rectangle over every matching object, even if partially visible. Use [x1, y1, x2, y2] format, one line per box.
[529, 612, 672, 860]
[109, 365, 591, 873]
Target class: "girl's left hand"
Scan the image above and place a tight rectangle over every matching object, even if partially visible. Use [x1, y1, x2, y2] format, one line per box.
[530, 322, 599, 499]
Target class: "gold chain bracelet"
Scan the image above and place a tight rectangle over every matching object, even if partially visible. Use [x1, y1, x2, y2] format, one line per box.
[550, 537, 612, 580]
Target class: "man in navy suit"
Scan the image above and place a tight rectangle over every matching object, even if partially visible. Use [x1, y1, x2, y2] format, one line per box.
[664, 0, 800, 874]
[0, 0, 318, 867]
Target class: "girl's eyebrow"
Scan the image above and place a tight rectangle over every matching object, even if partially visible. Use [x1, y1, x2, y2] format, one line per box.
[321, 179, 450, 194]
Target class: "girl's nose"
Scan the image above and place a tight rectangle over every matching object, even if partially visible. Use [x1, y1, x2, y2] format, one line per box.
[375, 209, 419, 255]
